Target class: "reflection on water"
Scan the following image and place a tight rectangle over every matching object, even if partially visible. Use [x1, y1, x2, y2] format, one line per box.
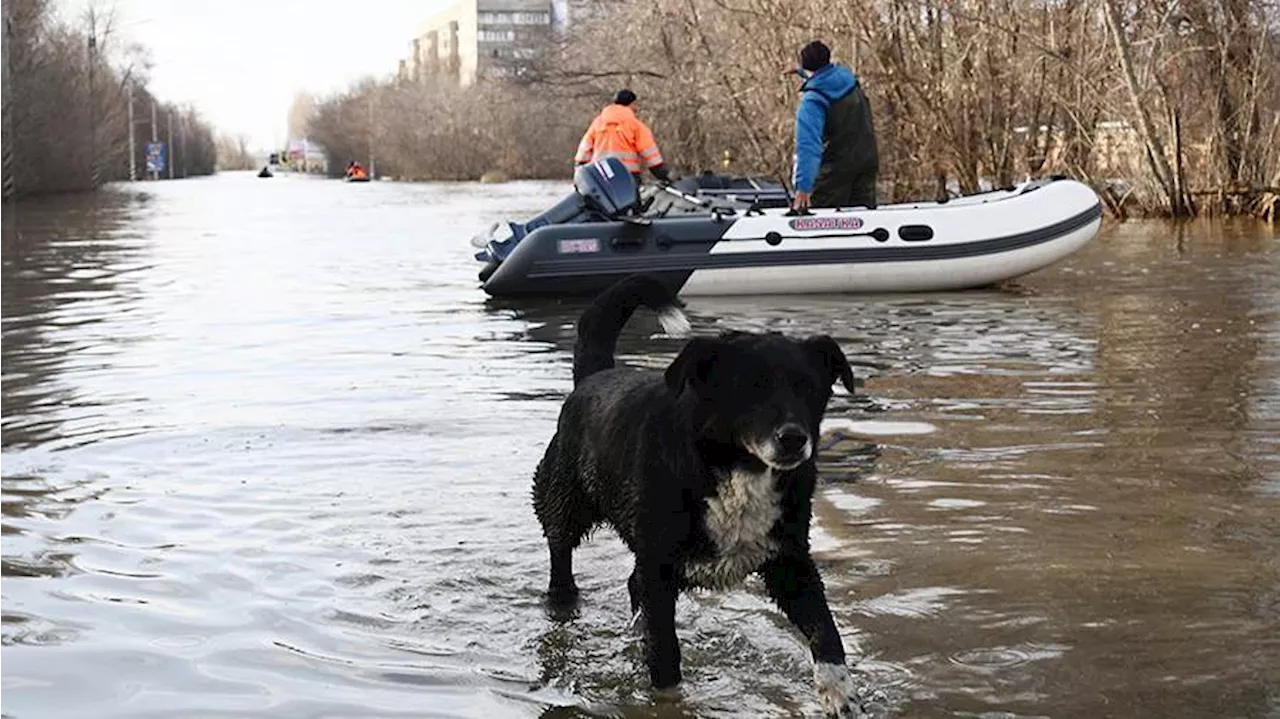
[2, 191, 151, 450]
[2, 175, 1278, 718]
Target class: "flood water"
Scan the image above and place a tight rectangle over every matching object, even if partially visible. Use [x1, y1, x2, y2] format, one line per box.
[2, 173, 1277, 719]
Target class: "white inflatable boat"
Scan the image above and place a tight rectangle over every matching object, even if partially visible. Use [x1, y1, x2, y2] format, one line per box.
[473, 159, 1104, 298]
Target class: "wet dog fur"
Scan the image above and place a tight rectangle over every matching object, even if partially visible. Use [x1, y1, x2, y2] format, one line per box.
[531, 274, 867, 716]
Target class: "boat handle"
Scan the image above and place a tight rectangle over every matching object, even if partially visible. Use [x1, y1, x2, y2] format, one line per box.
[897, 225, 934, 241]
[610, 236, 645, 249]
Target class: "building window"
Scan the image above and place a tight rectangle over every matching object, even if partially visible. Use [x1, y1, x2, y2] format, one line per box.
[478, 11, 549, 25]
[478, 29, 515, 42]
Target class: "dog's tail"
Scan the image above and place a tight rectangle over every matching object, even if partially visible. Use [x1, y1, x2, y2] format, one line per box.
[573, 274, 690, 386]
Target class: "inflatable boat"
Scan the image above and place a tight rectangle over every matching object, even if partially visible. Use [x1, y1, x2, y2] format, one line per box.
[472, 158, 1103, 298]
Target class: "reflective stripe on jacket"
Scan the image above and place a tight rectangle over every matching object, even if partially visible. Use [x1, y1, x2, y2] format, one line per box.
[574, 104, 664, 174]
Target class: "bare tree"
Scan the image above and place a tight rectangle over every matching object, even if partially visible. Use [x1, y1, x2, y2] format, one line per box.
[307, 76, 586, 181]
[303, 0, 1278, 217]
[1, 0, 218, 198]
[214, 134, 255, 171]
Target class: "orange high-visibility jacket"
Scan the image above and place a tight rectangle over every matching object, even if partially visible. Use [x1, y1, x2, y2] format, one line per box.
[574, 104, 664, 174]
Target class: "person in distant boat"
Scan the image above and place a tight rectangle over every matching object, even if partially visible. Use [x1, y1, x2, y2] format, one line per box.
[786, 40, 879, 211]
[574, 89, 671, 182]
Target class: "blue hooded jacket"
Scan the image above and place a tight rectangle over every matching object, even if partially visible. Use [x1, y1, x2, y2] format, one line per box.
[793, 63, 859, 194]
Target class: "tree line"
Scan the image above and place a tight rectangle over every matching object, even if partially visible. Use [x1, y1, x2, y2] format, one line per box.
[312, 0, 1278, 218]
[306, 77, 583, 183]
[2, 0, 219, 199]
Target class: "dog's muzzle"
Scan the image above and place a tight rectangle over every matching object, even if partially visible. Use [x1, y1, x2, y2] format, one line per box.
[761, 423, 812, 470]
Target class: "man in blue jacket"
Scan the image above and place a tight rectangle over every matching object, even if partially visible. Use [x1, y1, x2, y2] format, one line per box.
[789, 40, 879, 211]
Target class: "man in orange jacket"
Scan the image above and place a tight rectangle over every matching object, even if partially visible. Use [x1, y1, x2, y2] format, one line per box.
[574, 89, 671, 182]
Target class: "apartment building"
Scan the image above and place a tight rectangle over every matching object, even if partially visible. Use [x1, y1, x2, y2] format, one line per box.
[402, 0, 568, 86]
[398, 0, 612, 85]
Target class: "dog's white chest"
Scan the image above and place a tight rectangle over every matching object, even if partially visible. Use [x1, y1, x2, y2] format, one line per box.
[683, 468, 782, 589]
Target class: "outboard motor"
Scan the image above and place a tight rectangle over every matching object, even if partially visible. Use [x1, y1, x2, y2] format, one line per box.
[475, 158, 641, 284]
[574, 158, 640, 216]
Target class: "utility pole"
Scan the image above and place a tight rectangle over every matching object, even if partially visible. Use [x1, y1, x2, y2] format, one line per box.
[88, 9, 98, 188]
[0, 0, 12, 386]
[3, 0, 16, 201]
[127, 82, 137, 181]
[367, 93, 376, 178]
[150, 98, 158, 180]
[180, 114, 188, 178]
[167, 110, 174, 179]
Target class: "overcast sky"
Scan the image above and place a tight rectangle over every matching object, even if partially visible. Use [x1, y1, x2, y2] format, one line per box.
[56, 0, 452, 149]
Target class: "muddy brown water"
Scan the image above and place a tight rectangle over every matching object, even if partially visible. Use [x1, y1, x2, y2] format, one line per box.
[2, 173, 1277, 718]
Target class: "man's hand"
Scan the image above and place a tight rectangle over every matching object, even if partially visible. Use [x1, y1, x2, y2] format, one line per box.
[792, 190, 812, 211]
[780, 60, 802, 79]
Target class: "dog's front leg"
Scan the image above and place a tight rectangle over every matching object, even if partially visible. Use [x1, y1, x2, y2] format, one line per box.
[636, 559, 681, 689]
[760, 556, 867, 718]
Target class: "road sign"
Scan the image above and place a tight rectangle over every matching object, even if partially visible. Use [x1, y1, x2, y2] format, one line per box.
[145, 142, 167, 174]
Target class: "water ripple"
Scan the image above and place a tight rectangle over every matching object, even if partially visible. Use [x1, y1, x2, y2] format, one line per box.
[2, 181, 1278, 718]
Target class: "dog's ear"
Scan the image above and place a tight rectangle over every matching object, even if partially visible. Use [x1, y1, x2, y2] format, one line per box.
[665, 337, 719, 394]
[804, 335, 856, 394]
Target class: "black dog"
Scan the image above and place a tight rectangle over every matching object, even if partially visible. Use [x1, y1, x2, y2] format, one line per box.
[532, 274, 867, 717]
